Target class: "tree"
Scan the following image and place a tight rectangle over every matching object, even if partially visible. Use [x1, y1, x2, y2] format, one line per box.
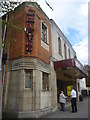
[0, 1, 21, 16]
[0, 1, 22, 47]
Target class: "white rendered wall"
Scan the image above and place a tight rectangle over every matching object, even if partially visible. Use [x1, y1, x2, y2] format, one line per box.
[79, 78, 87, 90]
[51, 20, 76, 61]
[77, 78, 87, 92]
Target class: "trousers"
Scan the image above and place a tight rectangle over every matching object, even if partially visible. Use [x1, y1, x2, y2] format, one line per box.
[71, 98, 77, 112]
[60, 102, 65, 111]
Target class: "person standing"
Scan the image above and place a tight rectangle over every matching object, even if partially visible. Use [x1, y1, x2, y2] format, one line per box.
[59, 91, 67, 111]
[71, 86, 77, 113]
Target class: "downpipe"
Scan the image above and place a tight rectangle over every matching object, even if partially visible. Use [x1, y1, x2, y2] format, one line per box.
[1, 14, 8, 115]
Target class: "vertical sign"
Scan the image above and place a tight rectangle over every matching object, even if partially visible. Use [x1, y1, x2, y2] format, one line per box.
[25, 9, 35, 53]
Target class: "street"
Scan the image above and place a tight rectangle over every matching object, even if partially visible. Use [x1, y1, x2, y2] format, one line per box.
[41, 97, 89, 119]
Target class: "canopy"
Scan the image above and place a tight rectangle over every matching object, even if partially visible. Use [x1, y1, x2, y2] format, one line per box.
[54, 58, 88, 81]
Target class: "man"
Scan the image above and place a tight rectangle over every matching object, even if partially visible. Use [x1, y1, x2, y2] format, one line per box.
[59, 91, 67, 111]
[71, 86, 77, 113]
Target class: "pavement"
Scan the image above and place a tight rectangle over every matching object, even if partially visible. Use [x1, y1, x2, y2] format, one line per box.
[1, 97, 89, 120]
[41, 96, 89, 119]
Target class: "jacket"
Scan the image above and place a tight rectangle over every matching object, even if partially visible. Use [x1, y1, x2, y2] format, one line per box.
[59, 93, 66, 103]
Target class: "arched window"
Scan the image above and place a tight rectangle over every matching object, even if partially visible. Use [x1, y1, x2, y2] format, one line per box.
[68, 49, 71, 58]
[64, 44, 67, 59]
[58, 37, 62, 55]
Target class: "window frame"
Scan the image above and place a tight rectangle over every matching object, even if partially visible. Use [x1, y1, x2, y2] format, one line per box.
[42, 72, 49, 91]
[24, 69, 33, 89]
[58, 37, 62, 55]
[41, 20, 49, 45]
[64, 43, 67, 59]
[68, 49, 71, 58]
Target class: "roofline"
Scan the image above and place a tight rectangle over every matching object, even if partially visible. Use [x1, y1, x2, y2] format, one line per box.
[1, 2, 50, 21]
[24, 2, 50, 21]
[50, 19, 76, 54]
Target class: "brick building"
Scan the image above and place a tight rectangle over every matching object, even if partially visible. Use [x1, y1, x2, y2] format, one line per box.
[2, 2, 57, 118]
[2, 2, 88, 118]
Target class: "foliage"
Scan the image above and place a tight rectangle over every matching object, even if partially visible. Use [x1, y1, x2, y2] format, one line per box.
[0, 1, 22, 48]
[0, 1, 21, 16]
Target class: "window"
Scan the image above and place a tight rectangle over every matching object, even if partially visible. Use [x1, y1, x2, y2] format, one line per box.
[41, 22, 48, 44]
[42, 72, 49, 91]
[25, 70, 33, 89]
[68, 49, 71, 58]
[64, 44, 67, 59]
[58, 37, 62, 55]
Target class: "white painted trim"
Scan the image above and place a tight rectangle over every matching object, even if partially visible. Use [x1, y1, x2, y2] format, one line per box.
[41, 20, 49, 46]
[41, 40, 49, 51]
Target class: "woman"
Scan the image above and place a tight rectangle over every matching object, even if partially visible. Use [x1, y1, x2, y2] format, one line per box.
[59, 91, 67, 111]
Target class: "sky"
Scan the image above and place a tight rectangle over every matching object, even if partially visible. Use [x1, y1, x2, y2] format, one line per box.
[1, 0, 89, 65]
[37, 0, 89, 65]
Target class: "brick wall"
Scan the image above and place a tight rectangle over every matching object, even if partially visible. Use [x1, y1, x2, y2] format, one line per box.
[7, 6, 26, 60]
[6, 3, 52, 64]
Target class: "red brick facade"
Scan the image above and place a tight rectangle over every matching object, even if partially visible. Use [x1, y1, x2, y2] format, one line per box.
[6, 3, 52, 64]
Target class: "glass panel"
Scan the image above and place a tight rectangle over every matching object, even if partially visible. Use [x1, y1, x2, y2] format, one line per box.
[42, 72, 49, 91]
[68, 49, 71, 58]
[64, 44, 67, 59]
[58, 37, 61, 55]
[25, 70, 33, 88]
[41, 22, 47, 43]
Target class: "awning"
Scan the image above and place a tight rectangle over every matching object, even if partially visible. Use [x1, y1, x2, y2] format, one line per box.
[54, 58, 88, 81]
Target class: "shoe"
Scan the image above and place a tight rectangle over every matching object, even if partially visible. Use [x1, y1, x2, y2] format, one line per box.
[72, 111, 74, 113]
[75, 110, 77, 112]
[61, 109, 65, 111]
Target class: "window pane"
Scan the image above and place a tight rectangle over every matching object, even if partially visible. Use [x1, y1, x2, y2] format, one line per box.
[58, 37, 61, 55]
[41, 22, 47, 43]
[64, 44, 67, 59]
[42, 72, 49, 91]
[68, 49, 71, 58]
[25, 70, 33, 88]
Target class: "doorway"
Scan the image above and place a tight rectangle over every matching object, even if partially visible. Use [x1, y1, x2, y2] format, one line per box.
[57, 80, 66, 103]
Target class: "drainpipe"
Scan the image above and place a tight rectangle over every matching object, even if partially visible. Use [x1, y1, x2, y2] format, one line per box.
[0, 15, 2, 120]
[0, 14, 8, 115]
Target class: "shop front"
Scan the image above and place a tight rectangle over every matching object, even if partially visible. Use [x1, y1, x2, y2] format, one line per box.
[54, 58, 88, 103]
